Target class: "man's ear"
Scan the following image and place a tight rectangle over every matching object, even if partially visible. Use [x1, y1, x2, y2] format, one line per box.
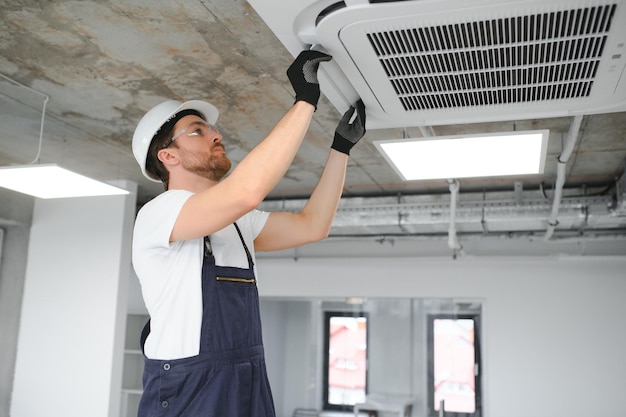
[157, 148, 178, 167]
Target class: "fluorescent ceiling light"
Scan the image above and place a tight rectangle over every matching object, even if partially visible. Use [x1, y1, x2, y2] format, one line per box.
[374, 130, 549, 181]
[0, 164, 130, 199]
[0, 75, 128, 199]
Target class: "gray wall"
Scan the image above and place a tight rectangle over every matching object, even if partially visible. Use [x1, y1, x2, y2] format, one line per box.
[261, 297, 467, 417]
[257, 256, 626, 417]
[0, 188, 33, 417]
[10, 184, 136, 417]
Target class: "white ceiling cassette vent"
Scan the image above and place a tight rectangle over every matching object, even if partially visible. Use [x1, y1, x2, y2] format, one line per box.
[249, 0, 626, 128]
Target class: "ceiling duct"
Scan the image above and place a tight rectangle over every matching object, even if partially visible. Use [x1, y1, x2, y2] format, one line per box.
[259, 191, 626, 238]
[249, 0, 626, 128]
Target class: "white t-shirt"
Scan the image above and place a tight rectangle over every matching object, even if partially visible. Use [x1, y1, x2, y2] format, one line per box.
[132, 189, 269, 360]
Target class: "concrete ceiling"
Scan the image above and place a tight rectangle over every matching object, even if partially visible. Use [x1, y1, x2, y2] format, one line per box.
[1, 0, 626, 255]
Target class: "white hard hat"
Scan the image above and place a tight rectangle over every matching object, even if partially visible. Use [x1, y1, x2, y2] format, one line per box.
[132, 99, 219, 182]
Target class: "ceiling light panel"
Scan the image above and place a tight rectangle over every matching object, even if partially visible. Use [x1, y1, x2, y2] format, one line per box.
[374, 130, 549, 181]
[0, 164, 130, 199]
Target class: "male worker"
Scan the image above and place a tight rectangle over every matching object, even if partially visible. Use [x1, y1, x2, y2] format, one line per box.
[131, 50, 366, 417]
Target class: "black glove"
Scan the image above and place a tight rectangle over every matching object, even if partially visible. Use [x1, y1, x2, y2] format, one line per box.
[286, 50, 332, 108]
[331, 99, 366, 155]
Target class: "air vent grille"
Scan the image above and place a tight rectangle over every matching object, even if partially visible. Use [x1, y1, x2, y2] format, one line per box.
[366, 4, 617, 111]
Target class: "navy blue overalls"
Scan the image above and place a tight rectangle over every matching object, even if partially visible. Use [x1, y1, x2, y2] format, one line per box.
[138, 223, 276, 417]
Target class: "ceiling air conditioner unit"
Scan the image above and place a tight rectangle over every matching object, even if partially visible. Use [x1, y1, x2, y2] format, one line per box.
[248, 0, 626, 129]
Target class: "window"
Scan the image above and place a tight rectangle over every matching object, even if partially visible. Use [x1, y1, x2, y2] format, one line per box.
[323, 311, 368, 411]
[427, 314, 482, 417]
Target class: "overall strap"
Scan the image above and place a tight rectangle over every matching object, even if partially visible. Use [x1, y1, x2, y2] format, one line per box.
[233, 222, 254, 269]
[203, 223, 254, 270]
[140, 319, 151, 355]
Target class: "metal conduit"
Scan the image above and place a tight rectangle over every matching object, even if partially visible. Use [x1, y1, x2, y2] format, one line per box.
[544, 115, 584, 240]
[447, 179, 462, 253]
[0, 73, 50, 165]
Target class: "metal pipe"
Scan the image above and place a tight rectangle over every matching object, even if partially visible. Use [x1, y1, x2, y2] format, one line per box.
[0, 73, 50, 164]
[447, 179, 463, 252]
[544, 115, 584, 240]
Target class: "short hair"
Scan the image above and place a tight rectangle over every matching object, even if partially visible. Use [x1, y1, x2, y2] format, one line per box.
[145, 109, 205, 190]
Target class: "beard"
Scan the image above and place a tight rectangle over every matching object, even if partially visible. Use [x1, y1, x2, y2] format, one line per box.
[178, 145, 232, 182]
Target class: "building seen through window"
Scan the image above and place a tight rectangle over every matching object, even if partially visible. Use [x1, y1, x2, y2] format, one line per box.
[323, 312, 368, 410]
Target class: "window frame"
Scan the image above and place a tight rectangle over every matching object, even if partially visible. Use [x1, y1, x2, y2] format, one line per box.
[426, 313, 482, 417]
[322, 311, 369, 412]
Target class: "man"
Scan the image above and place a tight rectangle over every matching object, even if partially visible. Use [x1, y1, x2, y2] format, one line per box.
[131, 50, 365, 417]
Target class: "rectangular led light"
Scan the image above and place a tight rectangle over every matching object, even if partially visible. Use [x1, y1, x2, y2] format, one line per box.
[374, 130, 549, 181]
[0, 164, 130, 199]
